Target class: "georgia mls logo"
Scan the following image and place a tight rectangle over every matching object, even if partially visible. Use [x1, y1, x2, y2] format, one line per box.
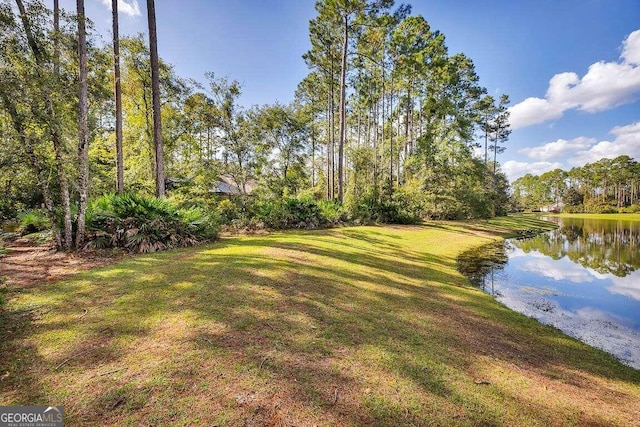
[0, 405, 64, 427]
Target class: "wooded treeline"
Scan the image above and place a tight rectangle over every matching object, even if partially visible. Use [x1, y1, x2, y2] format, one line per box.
[0, 0, 512, 250]
[512, 155, 640, 213]
[298, 0, 511, 216]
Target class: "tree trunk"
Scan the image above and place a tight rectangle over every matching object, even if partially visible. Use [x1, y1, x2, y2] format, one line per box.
[389, 70, 394, 189]
[53, 0, 59, 75]
[380, 46, 385, 198]
[311, 125, 315, 186]
[147, 0, 165, 197]
[493, 128, 498, 177]
[337, 14, 348, 203]
[76, 0, 89, 248]
[112, 0, 124, 193]
[329, 60, 335, 200]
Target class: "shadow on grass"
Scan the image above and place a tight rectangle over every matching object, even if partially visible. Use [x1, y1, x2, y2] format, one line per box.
[1, 224, 638, 425]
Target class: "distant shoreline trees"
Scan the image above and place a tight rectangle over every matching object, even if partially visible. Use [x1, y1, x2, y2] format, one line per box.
[512, 156, 640, 213]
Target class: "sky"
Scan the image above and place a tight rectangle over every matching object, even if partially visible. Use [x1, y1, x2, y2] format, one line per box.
[58, 0, 640, 182]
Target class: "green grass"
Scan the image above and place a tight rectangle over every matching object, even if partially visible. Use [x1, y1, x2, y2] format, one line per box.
[549, 213, 640, 221]
[1, 216, 638, 426]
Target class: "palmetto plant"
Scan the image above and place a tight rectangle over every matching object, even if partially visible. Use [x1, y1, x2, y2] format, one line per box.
[86, 193, 219, 253]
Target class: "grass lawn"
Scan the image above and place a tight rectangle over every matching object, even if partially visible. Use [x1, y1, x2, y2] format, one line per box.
[547, 213, 640, 221]
[1, 216, 639, 426]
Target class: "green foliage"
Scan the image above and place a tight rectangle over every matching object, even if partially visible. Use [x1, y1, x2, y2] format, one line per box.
[583, 199, 618, 214]
[248, 197, 348, 230]
[513, 156, 639, 211]
[17, 209, 50, 235]
[217, 199, 241, 223]
[564, 187, 584, 206]
[619, 204, 640, 213]
[317, 200, 348, 224]
[350, 193, 421, 225]
[563, 204, 585, 214]
[85, 193, 219, 253]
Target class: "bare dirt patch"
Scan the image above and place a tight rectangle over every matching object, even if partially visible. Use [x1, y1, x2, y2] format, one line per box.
[0, 238, 123, 288]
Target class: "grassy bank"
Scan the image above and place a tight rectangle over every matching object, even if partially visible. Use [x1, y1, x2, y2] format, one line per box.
[547, 212, 640, 221]
[1, 216, 638, 426]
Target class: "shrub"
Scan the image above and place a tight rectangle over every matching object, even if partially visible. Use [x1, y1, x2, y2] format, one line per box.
[318, 200, 348, 225]
[86, 193, 219, 253]
[17, 209, 50, 235]
[584, 199, 617, 214]
[617, 203, 640, 213]
[563, 204, 585, 214]
[349, 194, 421, 224]
[248, 197, 349, 230]
[217, 199, 241, 224]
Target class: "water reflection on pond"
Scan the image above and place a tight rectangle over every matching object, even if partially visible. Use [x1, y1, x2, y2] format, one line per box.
[458, 216, 640, 369]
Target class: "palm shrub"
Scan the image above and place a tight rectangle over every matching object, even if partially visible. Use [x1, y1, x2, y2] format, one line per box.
[250, 197, 348, 229]
[17, 209, 50, 235]
[86, 193, 219, 253]
[317, 200, 348, 226]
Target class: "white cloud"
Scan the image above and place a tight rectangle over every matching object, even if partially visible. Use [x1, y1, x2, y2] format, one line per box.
[508, 97, 565, 129]
[612, 121, 640, 137]
[622, 29, 640, 65]
[607, 270, 640, 301]
[509, 29, 640, 129]
[520, 256, 594, 283]
[502, 160, 563, 181]
[100, 0, 141, 17]
[568, 121, 640, 166]
[519, 136, 596, 161]
[508, 120, 640, 180]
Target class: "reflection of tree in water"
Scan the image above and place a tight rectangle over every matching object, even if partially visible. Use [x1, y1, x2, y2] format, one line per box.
[457, 241, 509, 293]
[562, 225, 581, 243]
[515, 218, 640, 277]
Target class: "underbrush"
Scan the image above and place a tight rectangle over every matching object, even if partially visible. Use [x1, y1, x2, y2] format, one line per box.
[222, 195, 421, 231]
[564, 202, 640, 214]
[85, 193, 220, 253]
[17, 209, 50, 235]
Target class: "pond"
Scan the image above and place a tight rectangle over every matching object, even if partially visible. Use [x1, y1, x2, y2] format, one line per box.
[458, 216, 640, 369]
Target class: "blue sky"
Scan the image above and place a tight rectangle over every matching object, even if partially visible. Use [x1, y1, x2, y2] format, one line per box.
[61, 0, 640, 181]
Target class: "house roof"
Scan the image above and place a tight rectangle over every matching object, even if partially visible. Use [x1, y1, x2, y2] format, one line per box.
[209, 174, 258, 195]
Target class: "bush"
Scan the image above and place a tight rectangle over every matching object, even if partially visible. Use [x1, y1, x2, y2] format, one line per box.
[318, 200, 348, 225]
[619, 204, 640, 213]
[584, 199, 617, 214]
[85, 193, 220, 253]
[349, 194, 421, 225]
[563, 204, 585, 214]
[248, 197, 349, 230]
[17, 209, 50, 235]
[217, 199, 241, 224]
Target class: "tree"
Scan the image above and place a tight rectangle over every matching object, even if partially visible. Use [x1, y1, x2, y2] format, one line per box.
[564, 187, 584, 206]
[489, 94, 510, 176]
[112, 0, 124, 193]
[146, 0, 165, 197]
[76, 0, 89, 247]
[310, 0, 398, 202]
[205, 73, 263, 200]
[477, 94, 495, 164]
[255, 103, 309, 197]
